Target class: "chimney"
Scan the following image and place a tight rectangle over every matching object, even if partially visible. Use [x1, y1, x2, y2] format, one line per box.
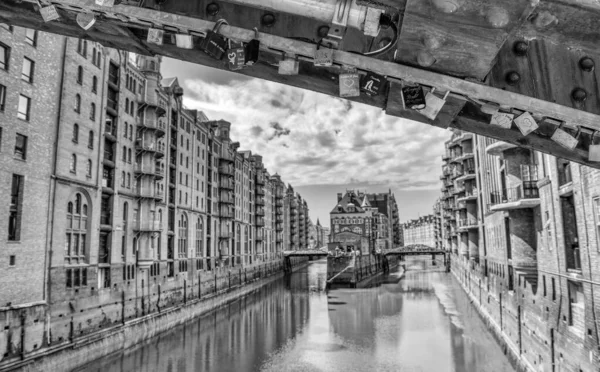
[337, 193, 343, 202]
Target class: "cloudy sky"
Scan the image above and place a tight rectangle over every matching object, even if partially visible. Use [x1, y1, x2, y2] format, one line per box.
[162, 58, 449, 227]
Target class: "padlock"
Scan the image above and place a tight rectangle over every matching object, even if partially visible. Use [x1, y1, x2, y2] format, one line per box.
[226, 40, 245, 71]
[199, 19, 229, 60]
[314, 39, 334, 67]
[147, 28, 164, 46]
[418, 89, 449, 120]
[339, 68, 360, 98]
[360, 72, 385, 96]
[490, 112, 514, 129]
[551, 127, 578, 150]
[401, 84, 426, 110]
[278, 54, 299, 75]
[76, 13, 96, 30]
[37, 1, 60, 22]
[175, 34, 194, 49]
[589, 132, 600, 162]
[244, 28, 260, 67]
[514, 111, 538, 136]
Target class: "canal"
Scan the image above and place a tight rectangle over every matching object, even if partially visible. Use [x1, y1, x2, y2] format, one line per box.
[76, 259, 515, 372]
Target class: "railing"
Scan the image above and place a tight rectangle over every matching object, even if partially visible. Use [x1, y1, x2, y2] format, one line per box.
[219, 194, 234, 204]
[219, 180, 234, 190]
[458, 218, 478, 227]
[101, 178, 113, 189]
[220, 152, 235, 162]
[107, 98, 118, 111]
[256, 188, 265, 196]
[489, 182, 539, 205]
[135, 139, 158, 152]
[133, 220, 162, 231]
[219, 209, 234, 218]
[219, 166, 234, 176]
[219, 231, 233, 239]
[256, 209, 265, 216]
[256, 178, 265, 186]
[463, 188, 478, 198]
[134, 163, 154, 174]
[255, 197, 265, 206]
[137, 117, 166, 132]
[256, 218, 265, 227]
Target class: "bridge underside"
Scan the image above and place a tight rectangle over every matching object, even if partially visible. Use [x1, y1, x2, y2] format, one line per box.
[2, 0, 600, 168]
[283, 251, 328, 258]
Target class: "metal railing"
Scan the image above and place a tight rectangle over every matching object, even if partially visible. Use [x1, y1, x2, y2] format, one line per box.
[489, 182, 539, 205]
[458, 218, 478, 227]
[133, 220, 162, 231]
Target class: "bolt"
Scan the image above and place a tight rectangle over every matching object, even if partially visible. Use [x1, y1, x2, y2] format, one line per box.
[571, 88, 587, 103]
[261, 13, 276, 28]
[513, 41, 529, 56]
[505, 71, 521, 85]
[317, 25, 329, 38]
[417, 51, 436, 67]
[579, 57, 594, 72]
[206, 3, 220, 16]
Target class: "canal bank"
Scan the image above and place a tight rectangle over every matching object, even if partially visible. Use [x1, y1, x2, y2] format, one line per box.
[74, 258, 515, 372]
[3, 258, 308, 372]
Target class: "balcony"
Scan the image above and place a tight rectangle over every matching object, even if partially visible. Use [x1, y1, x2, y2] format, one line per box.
[220, 152, 235, 163]
[276, 199, 283, 207]
[457, 188, 478, 202]
[219, 180, 234, 190]
[456, 167, 476, 182]
[133, 220, 162, 232]
[458, 218, 479, 231]
[219, 166, 235, 176]
[486, 141, 517, 156]
[276, 224, 283, 231]
[134, 163, 155, 176]
[219, 231, 233, 239]
[256, 218, 265, 227]
[218, 209, 234, 219]
[256, 209, 265, 216]
[138, 93, 166, 115]
[137, 117, 166, 136]
[256, 197, 265, 206]
[256, 178, 265, 186]
[219, 194, 235, 204]
[442, 153, 451, 161]
[137, 186, 160, 199]
[255, 234, 265, 241]
[104, 124, 117, 141]
[489, 182, 540, 211]
[256, 188, 265, 196]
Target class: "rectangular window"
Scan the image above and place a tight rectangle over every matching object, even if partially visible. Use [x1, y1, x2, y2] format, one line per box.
[0, 84, 6, 111]
[14, 133, 27, 160]
[8, 174, 24, 241]
[17, 95, 31, 121]
[98, 268, 111, 288]
[0, 43, 9, 71]
[25, 29, 37, 46]
[21, 57, 34, 83]
[552, 277, 556, 302]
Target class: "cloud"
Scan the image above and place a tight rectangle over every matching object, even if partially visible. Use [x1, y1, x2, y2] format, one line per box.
[175, 63, 448, 191]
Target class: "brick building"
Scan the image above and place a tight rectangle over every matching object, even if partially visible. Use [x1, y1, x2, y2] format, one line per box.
[0, 26, 312, 351]
[401, 215, 439, 248]
[441, 129, 600, 372]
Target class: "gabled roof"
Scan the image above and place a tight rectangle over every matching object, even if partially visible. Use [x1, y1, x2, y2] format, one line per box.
[331, 191, 367, 214]
[161, 77, 178, 88]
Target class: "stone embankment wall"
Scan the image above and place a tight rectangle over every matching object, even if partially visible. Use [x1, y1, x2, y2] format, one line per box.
[451, 255, 599, 372]
[0, 258, 308, 372]
[327, 254, 398, 287]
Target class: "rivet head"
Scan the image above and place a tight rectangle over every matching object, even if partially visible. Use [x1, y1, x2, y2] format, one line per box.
[513, 41, 529, 56]
[487, 7, 510, 29]
[206, 3, 220, 16]
[431, 0, 461, 13]
[261, 13, 276, 28]
[317, 25, 329, 38]
[571, 88, 587, 103]
[532, 11, 558, 29]
[417, 51, 436, 67]
[505, 71, 521, 85]
[423, 35, 442, 50]
[579, 57, 594, 72]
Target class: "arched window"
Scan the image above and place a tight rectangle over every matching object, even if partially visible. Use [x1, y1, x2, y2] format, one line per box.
[127, 148, 132, 163]
[77, 39, 83, 54]
[149, 61, 156, 70]
[74, 94, 81, 113]
[124, 122, 128, 138]
[73, 123, 79, 142]
[122, 146, 127, 162]
[121, 171, 125, 187]
[92, 76, 98, 93]
[96, 51, 101, 66]
[129, 124, 133, 140]
[83, 40, 88, 58]
[88, 130, 94, 149]
[90, 103, 96, 121]
[70, 154, 77, 173]
[77, 66, 83, 84]
[236, 224, 241, 259]
[65, 193, 88, 266]
[130, 101, 134, 114]
[92, 47, 96, 65]
[196, 217, 203, 258]
[178, 213, 188, 259]
[123, 202, 128, 222]
[245, 226, 249, 258]
[127, 173, 131, 188]
[86, 160, 92, 177]
[125, 98, 129, 114]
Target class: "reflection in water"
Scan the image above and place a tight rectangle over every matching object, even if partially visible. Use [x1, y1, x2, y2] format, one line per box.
[78, 258, 514, 372]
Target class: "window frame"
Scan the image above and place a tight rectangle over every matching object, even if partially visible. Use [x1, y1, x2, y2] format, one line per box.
[25, 29, 37, 47]
[594, 197, 600, 252]
[14, 133, 27, 160]
[0, 84, 6, 112]
[17, 94, 31, 121]
[21, 57, 34, 83]
[0, 42, 9, 71]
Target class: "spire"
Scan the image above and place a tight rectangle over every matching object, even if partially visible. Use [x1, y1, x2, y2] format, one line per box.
[316, 218, 321, 226]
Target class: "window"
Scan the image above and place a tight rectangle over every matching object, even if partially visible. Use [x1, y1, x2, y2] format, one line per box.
[18, 95, 31, 121]
[21, 57, 34, 83]
[129, 124, 133, 140]
[65, 267, 87, 288]
[25, 29, 37, 46]
[0, 43, 9, 71]
[121, 171, 125, 187]
[594, 197, 600, 252]
[77, 66, 83, 84]
[74, 94, 81, 113]
[8, 174, 24, 241]
[73, 123, 79, 143]
[14, 133, 27, 160]
[127, 173, 131, 188]
[77, 39, 84, 55]
[96, 51, 101, 67]
[98, 268, 111, 288]
[70, 154, 77, 173]
[90, 103, 96, 121]
[127, 148, 131, 163]
[92, 76, 97, 93]
[88, 130, 94, 149]
[122, 146, 127, 162]
[178, 214, 188, 260]
[86, 160, 92, 177]
[65, 193, 88, 265]
[0, 84, 5, 111]
[125, 98, 129, 114]
[124, 123, 128, 138]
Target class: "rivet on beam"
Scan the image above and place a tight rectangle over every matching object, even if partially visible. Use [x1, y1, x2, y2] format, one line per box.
[317, 26, 329, 38]
[513, 41, 529, 56]
[261, 13, 276, 28]
[579, 57, 594, 72]
[417, 51, 436, 67]
[431, 0, 461, 13]
[572, 88, 587, 103]
[505, 71, 520, 86]
[206, 3, 220, 17]
[422, 35, 442, 50]
[486, 7, 509, 29]
[532, 11, 558, 29]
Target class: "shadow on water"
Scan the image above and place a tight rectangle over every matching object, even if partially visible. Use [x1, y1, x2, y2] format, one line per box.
[76, 257, 514, 372]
